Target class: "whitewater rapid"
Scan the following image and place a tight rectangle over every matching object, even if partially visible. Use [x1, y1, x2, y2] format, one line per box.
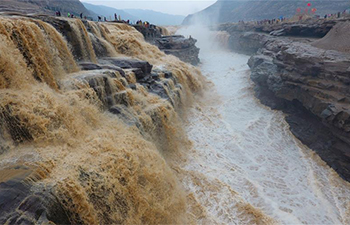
[180, 50, 350, 224]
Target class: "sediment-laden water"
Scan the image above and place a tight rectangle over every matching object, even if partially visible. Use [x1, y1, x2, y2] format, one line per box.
[1, 15, 350, 224]
[177, 47, 350, 224]
[0, 16, 203, 224]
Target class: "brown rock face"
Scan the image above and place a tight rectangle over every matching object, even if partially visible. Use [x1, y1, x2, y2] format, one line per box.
[220, 20, 350, 181]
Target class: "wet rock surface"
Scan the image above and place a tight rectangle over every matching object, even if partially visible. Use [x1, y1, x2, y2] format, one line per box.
[0, 166, 70, 224]
[76, 58, 182, 110]
[221, 21, 350, 181]
[99, 57, 153, 77]
[155, 35, 200, 65]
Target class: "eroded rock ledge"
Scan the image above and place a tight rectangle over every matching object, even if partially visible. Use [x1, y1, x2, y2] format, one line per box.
[218, 18, 350, 181]
[155, 35, 200, 65]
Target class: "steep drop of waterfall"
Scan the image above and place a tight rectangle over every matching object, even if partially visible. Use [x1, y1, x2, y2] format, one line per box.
[0, 17, 79, 89]
[0, 16, 203, 224]
[65, 18, 97, 63]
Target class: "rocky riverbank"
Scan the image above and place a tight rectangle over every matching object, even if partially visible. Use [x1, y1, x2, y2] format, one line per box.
[218, 18, 350, 181]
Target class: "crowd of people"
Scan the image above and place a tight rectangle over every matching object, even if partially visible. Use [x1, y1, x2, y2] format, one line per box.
[54, 10, 155, 27]
[55, 11, 86, 20]
[323, 10, 348, 19]
[95, 14, 152, 27]
[136, 20, 151, 28]
[255, 17, 287, 25]
[236, 9, 349, 26]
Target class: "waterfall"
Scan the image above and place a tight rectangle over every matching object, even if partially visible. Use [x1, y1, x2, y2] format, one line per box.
[0, 16, 202, 224]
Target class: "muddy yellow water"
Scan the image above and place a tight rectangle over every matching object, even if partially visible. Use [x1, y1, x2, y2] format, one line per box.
[0, 16, 202, 224]
[1, 15, 350, 224]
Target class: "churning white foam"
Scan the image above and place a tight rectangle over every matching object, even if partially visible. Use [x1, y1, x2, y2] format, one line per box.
[177, 43, 350, 223]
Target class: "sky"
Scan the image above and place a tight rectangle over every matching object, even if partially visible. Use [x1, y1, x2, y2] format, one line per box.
[82, 0, 217, 16]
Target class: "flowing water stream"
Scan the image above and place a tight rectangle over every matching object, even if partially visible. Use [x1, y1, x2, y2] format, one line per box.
[1, 16, 350, 224]
[176, 27, 350, 224]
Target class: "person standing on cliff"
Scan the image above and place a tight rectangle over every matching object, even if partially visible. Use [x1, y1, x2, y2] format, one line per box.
[67, 12, 70, 18]
[80, 13, 83, 19]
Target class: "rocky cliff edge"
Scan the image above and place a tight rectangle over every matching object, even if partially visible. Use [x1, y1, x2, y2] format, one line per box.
[218, 18, 350, 181]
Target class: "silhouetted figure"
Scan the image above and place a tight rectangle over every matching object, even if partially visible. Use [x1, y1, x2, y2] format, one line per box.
[114, 13, 117, 21]
[80, 13, 83, 19]
[98, 16, 102, 21]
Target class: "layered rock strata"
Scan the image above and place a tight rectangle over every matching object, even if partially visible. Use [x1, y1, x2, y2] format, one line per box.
[219, 20, 350, 181]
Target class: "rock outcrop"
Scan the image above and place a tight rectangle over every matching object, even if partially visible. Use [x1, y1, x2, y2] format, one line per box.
[155, 35, 200, 65]
[219, 19, 350, 181]
[218, 18, 339, 38]
[132, 24, 162, 42]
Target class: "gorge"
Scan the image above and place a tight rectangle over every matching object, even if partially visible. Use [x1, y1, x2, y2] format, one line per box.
[217, 17, 350, 182]
[1, 7, 350, 225]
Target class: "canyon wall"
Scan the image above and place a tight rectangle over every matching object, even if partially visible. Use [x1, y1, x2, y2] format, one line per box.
[218, 18, 350, 181]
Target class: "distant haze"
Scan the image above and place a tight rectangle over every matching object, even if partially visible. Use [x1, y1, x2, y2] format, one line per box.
[82, 0, 216, 16]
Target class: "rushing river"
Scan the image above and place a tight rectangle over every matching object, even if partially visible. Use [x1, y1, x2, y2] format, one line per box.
[1, 16, 350, 223]
[177, 27, 350, 224]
